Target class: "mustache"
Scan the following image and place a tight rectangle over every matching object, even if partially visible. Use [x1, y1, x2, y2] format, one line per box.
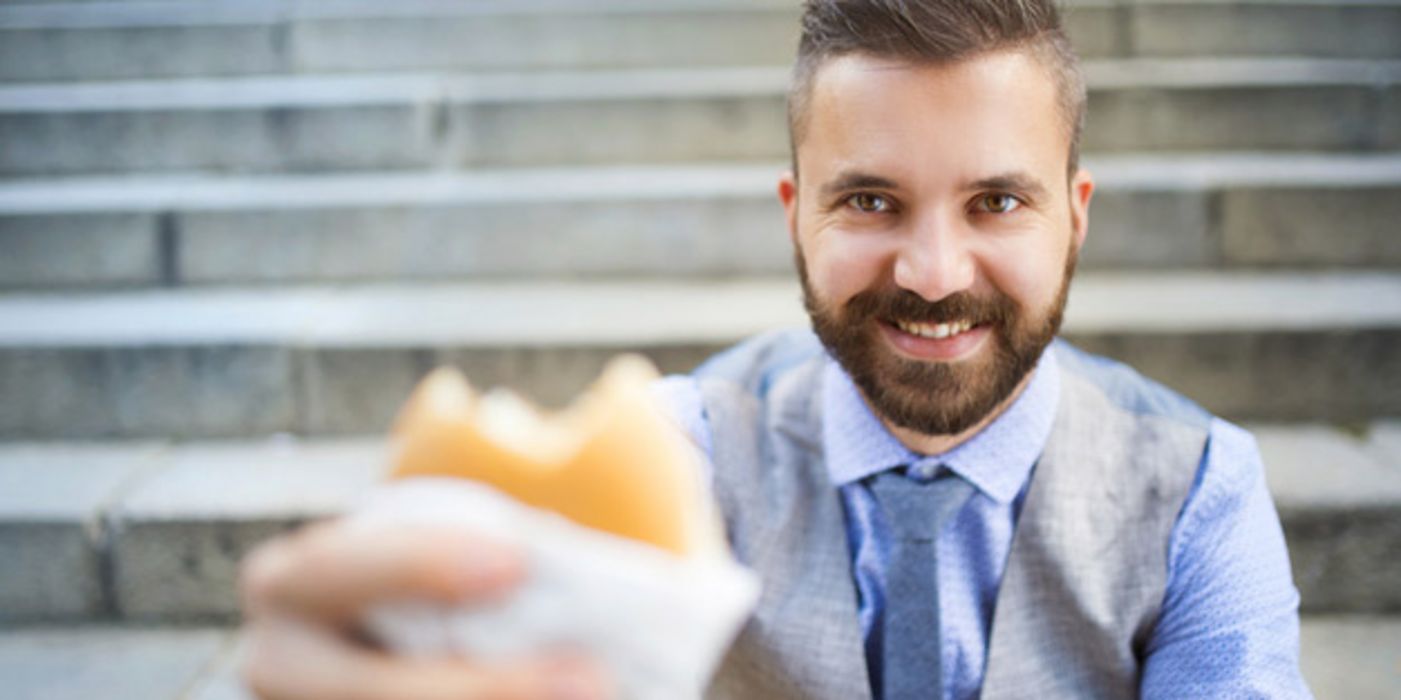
[838, 287, 1016, 327]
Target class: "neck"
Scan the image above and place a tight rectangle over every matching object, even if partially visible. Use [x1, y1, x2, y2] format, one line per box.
[875, 367, 1039, 457]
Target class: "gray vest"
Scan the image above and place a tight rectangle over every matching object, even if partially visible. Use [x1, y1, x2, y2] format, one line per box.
[697, 330, 1210, 699]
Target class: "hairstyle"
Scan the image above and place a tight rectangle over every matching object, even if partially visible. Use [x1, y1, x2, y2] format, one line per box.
[788, 0, 1086, 178]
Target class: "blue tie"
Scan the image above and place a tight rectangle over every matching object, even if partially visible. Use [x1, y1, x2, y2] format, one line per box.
[868, 465, 975, 700]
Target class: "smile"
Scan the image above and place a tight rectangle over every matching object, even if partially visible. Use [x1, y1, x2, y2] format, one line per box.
[881, 318, 990, 362]
[893, 319, 976, 340]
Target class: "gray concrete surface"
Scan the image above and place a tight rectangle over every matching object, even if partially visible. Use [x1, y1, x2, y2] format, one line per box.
[0, 346, 299, 439]
[0, 626, 232, 700]
[2, 60, 1396, 176]
[1300, 615, 1401, 698]
[0, 615, 1395, 699]
[0, 23, 283, 85]
[3, 154, 1398, 288]
[0, 213, 161, 289]
[1, 1, 1397, 83]
[1220, 185, 1401, 266]
[6, 273, 1395, 346]
[1066, 328, 1401, 424]
[1383, 86, 1401, 148]
[0, 424, 1399, 622]
[0, 273, 1398, 436]
[1256, 425, 1401, 612]
[0, 443, 163, 620]
[184, 635, 252, 700]
[1368, 421, 1401, 468]
[1128, 2, 1401, 60]
[175, 196, 788, 284]
[291, 6, 801, 76]
[109, 438, 387, 619]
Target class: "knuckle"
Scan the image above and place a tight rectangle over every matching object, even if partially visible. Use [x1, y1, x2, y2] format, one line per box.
[238, 520, 339, 609]
[239, 538, 293, 609]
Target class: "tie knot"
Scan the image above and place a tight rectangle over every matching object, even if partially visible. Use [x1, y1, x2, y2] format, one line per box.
[904, 462, 944, 484]
[869, 465, 974, 541]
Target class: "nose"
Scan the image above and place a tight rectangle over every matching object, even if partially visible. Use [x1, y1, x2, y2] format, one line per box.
[891, 211, 976, 302]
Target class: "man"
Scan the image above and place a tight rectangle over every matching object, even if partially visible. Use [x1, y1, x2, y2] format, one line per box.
[241, 1, 1310, 698]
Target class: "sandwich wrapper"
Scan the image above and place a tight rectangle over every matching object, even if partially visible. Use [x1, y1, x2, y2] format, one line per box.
[353, 479, 760, 698]
[351, 358, 762, 699]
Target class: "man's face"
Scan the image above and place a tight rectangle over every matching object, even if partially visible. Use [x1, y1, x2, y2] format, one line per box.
[779, 49, 1094, 437]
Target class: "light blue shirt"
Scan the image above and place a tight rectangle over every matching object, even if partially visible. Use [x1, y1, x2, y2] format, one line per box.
[655, 341, 1311, 699]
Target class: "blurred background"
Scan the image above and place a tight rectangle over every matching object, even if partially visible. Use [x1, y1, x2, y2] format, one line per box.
[0, 0, 1398, 697]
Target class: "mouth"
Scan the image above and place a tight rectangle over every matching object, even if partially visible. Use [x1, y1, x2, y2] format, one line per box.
[879, 317, 990, 361]
[892, 319, 977, 340]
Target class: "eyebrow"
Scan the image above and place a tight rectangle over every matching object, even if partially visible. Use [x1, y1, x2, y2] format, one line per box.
[967, 172, 1049, 200]
[819, 171, 900, 199]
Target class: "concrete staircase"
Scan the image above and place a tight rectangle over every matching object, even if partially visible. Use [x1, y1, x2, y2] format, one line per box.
[2, 0, 1399, 697]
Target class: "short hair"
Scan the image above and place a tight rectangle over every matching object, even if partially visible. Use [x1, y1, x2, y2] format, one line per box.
[788, 0, 1087, 178]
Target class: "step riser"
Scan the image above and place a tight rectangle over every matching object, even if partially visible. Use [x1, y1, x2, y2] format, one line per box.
[110, 518, 299, 622]
[1283, 506, 1401, 613]
[1069, 330, 1401, 426]
[0, 344, 718, 439]
[0, 23, 286, 85]
[0, 522, 107, 620]
[5, 499, 1394, 623]
[6, 620, 1398, 699]
[3, 83, 1397, 177]
[3, 184, 1399, 290]
[1, 330, 1397, 441]
[3, 4, 1399, 84]
[1087, 85, 1398, 153]
[0, 12, 801, 85]
[0, 103, 442, 177]
[1121, 4, 1401, 61]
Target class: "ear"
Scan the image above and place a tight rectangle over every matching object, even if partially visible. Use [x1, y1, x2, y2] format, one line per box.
[1068, 168, 1095, 254]
[777, 171, 800, 247]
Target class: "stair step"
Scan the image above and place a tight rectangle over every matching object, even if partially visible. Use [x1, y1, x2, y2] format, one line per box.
[0, 422, 1397, 622]
[0, 615, 1394, 699]
[0, 625, 235, 700]
[2, 153, 1399, 289]
[1, 59, 1396, 177]
[1298, 616, 1401, 698]
[2, 1, 1398, 84]
[0, 272, 1398, 438]
[1257, 423, 1401, 614]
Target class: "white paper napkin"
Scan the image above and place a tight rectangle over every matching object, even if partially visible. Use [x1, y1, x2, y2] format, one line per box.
[352, 477, 761, 699]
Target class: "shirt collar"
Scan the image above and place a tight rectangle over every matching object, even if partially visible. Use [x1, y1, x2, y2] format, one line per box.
[820, 344, 1061, 504]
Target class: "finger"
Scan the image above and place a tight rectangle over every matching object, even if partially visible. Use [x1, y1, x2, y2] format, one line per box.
[242, 520, 525, 624]
[243, 617, 611, 700]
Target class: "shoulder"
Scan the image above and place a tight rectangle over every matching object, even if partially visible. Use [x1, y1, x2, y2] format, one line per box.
[1053, 339, 1213, 430]
[1049, 343, 1274, 560]
[1173, 417, 1272, 564]
[1144, 418, 1306, 693]
[1046, 340, 1220, 542]
[651, 329, 824, 459]
[691, 328, 824, 398]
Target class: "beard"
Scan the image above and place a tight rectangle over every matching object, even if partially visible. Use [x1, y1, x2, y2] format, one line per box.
[798, 246, 1076, 436]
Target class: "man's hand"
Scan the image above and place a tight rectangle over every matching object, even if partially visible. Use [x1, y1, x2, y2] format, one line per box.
[239, 521, 612, 700]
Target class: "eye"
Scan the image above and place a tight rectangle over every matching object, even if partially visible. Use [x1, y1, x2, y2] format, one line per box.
[975, 193, 1022, 214]
[846, 193, 893, 214]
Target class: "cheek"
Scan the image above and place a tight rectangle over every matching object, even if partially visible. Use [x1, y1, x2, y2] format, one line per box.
[979, 239, 1068, 313]
[803, 230, 894, 304]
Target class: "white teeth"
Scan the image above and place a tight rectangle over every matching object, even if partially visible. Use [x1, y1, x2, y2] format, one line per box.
[896, 319, 976, 339]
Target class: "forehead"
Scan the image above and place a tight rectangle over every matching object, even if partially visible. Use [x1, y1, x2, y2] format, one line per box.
[798, 50, 1068, 185]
